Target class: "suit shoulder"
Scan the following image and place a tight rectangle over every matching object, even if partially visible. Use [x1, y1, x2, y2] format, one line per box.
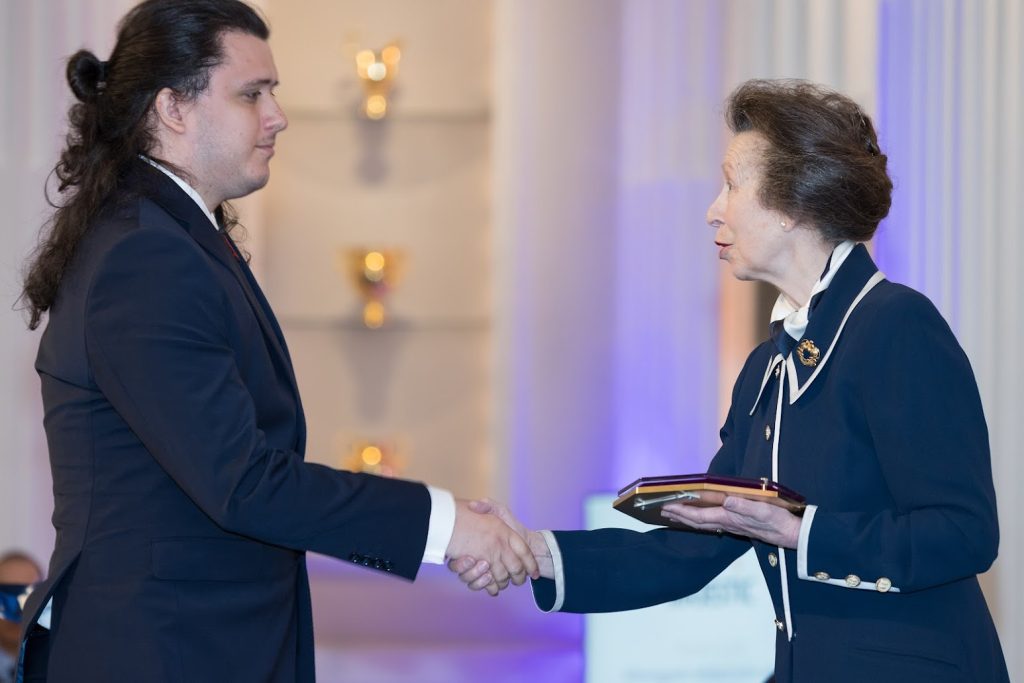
[76, 193, 202, 270]
[84, 216, 230, 349]
[92, 199, 210, 272]
[51, 195, 197, 313]
[82, 199, 224, 329]
[849, 280, 974, 381]
[855, 279, 953, 335]
[862, 279, 933, 310]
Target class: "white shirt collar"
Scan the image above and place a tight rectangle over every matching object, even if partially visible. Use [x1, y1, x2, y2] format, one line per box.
[770, 240, 856, 340]
[140, 156, 219, 231]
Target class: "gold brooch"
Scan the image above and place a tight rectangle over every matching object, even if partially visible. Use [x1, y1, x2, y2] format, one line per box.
[796, 339, 820, 367]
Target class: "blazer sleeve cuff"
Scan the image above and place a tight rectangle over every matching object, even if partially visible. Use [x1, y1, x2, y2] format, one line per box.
[531, 530, 566, 612]
[797, 505, 900, 593]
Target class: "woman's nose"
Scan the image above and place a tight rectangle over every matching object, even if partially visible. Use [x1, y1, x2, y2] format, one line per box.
[706, 190, 725, 227]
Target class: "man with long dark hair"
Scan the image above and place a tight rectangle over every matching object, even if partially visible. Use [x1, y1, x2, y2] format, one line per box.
[18, 2, 535, 680]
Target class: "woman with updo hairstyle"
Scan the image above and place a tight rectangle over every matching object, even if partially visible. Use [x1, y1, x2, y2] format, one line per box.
[459, 79, 1009, 682]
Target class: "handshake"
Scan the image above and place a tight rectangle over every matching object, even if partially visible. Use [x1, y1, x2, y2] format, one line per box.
[444, 499, 553, 596]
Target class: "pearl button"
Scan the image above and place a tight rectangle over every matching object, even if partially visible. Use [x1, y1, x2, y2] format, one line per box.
[876, 577, 892, 593]
[768, 553, 778, 568]
[814, 571, 830, 581]
[845, 574, 861, 588]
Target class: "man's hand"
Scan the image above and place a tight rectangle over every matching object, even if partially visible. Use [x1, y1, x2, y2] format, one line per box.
[660, 495, 801, 549]
[445, 498, 540, 596]
[447, 499, 554, 594]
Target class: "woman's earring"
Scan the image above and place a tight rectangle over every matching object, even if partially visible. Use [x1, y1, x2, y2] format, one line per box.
[780, 221, 787, 228]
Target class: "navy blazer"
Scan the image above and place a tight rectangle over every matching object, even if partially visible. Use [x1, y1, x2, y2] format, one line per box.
[21, 162, 432, 682]
[533, 245, 1008, 682]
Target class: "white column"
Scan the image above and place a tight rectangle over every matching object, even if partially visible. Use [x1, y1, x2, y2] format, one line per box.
[612, 0, 727, 482]
[875, 1, 1023, 677]
[0, 0, 134, 567]
[493, 0, 624, 529]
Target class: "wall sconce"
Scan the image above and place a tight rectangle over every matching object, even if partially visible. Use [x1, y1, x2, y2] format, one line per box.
[355, 43, 401, 120]
[341, 438, 404, 477]
[341, 248, 406, 329]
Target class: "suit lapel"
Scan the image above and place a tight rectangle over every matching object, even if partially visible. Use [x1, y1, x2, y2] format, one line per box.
[221, 229, 308, 452]
[784, 244, 885, 403]
[132, 162, 306, 447]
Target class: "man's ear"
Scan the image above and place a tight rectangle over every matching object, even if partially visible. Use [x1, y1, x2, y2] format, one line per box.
[153, 87, 188, 135]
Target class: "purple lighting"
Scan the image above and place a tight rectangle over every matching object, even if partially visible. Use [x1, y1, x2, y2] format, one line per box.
[875, 0, 964, 331]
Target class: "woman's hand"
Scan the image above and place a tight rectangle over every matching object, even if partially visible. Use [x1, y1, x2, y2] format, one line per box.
[660, 495, 802, 549]
[447, 499, 554, 593]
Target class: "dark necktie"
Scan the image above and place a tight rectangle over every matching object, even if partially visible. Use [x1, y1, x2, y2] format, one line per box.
[221, 232, 242, 262]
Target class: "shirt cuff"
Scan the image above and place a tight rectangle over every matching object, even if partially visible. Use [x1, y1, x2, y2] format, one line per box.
[421, 486, 456, 564]
[796, 504, 817, 580]
[539, 530, 566, 612]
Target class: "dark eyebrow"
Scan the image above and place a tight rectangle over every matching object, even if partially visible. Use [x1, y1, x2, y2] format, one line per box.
[240, 78, 278, 90]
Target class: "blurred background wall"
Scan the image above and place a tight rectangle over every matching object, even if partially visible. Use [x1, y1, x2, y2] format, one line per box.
[1, 0, 1020, 680]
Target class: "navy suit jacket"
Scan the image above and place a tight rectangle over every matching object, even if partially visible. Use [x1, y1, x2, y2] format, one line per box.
[533, 245, 1008, 682]
[21, 161, 432, 682]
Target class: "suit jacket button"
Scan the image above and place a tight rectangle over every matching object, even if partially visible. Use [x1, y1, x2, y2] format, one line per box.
[349, 553, 363, 564]
[845, 574, 861, 588]
[373, 559, 385, 570]
[767, 552, 778, 568]
[774, 619, 784, 631]
[385, 561, 394, 572]
[814, 571, 830, 581]
[875, 577, 892, 592]
[362, 557, 373, 567]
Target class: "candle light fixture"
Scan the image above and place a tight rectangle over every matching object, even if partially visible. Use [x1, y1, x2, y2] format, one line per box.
[355, 43, 401, 120]
[340, 248, 406, 329]
[339, 437, 404, 477]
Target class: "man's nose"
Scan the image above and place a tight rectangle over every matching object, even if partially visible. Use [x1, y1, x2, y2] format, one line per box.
[267, 101, 288, 133]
